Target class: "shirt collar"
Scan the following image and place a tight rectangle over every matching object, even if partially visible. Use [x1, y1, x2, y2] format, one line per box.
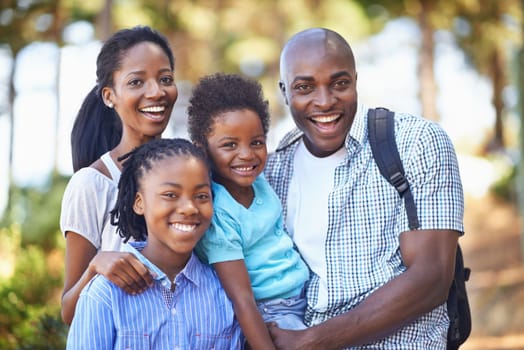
[123, 242, 203, 289]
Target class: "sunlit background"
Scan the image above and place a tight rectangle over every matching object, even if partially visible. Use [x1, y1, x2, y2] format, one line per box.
[0, 0, 523, 348]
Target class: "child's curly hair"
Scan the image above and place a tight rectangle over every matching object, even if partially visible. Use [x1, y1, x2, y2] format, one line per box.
[187, 73, 270, 146]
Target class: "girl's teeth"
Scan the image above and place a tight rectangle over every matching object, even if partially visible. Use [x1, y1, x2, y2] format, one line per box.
[173, 223, 196, 232]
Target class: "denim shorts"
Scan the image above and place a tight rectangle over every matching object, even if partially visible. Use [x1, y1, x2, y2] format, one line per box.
[256, 294, 307, 330]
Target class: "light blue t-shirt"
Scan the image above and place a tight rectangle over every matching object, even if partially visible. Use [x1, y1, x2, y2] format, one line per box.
[196, 174, 309, 301]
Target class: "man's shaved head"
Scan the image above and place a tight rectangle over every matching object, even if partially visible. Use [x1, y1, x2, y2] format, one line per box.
[280, 28, 355, 82]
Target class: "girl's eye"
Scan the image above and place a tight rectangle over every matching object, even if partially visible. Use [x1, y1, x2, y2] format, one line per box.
[222, 142, 236, 149]
[160, 75, 174, 85]
[252, 140, 265, 146]
[164, 192, 177, 199]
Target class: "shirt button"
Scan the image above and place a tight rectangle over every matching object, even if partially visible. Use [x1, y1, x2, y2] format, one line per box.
[256, 199, 263, 205]
[171, 308, 177, 315]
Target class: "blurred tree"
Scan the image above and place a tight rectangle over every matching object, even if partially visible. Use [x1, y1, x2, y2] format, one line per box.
[354, 0, 443, 121]
[451, 0, 521, 152]
[358, 0, 521, 151]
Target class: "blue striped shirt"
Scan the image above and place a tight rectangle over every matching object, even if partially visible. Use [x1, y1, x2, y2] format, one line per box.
[265, 103, 464, 349]
[66, 242, 243, 349]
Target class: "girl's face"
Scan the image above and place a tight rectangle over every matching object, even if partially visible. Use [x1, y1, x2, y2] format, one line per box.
[133, 155, 212, 261]
[102, 41, 178, 143]
[206, 109, 267, 193]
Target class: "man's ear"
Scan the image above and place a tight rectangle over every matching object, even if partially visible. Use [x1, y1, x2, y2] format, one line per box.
[133, 193, 144, 215]
[278, 81, 289, 106]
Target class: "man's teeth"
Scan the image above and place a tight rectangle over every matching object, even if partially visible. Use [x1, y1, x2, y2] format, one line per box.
[173, 223, 196, 232]
[312, 115, 339, 123]
[141, 106, 165, 113]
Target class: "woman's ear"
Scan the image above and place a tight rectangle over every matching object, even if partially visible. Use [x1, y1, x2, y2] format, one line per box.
[101, 86, 114, 108]
[133, 193, 144, 215]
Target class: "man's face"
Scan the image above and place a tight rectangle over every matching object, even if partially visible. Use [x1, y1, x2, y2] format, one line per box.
[280, 39, 357, 157]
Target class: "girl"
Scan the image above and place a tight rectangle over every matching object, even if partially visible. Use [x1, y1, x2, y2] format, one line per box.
[188, 73, 310, 350]
[66, 138, 243, 349]
[60, 26, 178, 324]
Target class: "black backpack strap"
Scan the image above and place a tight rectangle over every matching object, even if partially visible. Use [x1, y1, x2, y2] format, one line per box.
[368, 107, 420, 230]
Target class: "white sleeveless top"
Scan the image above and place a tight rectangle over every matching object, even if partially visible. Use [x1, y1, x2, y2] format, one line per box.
[60, 152, 124, 251]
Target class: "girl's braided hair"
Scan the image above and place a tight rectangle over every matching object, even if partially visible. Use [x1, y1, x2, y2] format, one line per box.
[110, 138, 209, 242]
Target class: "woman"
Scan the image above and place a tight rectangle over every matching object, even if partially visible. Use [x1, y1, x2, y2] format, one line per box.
[60, 25, 178, 325]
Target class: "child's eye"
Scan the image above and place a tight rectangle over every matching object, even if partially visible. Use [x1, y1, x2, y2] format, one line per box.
[222, 142, 236, 149]
[163, 192, 177, 199]
[252, 139, 266, 147]
[160, 75, 174, 85]
[196, 193, 211, 201]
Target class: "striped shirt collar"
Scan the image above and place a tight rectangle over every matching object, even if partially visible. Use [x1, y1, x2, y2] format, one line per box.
[123, 241, 202, 290]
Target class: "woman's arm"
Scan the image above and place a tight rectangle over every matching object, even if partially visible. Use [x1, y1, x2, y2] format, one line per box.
[61, 232, 154, 325]
[213, 260, 276, 350]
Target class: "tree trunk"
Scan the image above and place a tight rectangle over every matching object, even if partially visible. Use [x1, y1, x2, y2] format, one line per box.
[98, 0, 113, 40]
[518, 0, 524, 264]
[490, 48, 505, 151]
[417, 0, 439, 121]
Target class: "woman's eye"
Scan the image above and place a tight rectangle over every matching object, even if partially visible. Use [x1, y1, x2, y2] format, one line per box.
[129, 79, 142, 87]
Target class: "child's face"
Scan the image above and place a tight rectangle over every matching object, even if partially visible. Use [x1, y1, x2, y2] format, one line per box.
[206, 108, 267, 191]
[133, 155, 213, 256]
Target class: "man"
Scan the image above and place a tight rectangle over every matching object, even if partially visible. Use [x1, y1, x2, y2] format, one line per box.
[265, 28, 464, 349]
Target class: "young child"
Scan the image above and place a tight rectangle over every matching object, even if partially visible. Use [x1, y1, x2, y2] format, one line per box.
[188, 73, 310, 350]
[66, 138, 243, 350]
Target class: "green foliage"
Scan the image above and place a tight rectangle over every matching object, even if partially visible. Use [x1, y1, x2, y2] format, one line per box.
[2, 173, 69, 251]
[490, 160, 517, 203]
[0, 175, 68, 349]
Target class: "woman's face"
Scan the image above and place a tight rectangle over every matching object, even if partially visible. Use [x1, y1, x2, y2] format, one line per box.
[102, 41, 178, 144]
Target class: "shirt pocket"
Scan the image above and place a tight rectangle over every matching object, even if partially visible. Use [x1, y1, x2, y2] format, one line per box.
[116, 331, 150, 350]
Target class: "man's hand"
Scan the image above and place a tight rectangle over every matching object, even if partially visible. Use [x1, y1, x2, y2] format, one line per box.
[268, 323, 313, 350]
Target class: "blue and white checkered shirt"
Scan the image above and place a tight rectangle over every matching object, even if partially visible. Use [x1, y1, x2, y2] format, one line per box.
[66, 242, 243, 350]
[265, 103, 464, 349]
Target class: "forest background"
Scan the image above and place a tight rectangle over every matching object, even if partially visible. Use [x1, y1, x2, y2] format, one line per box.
[1, 0, 524, 349]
